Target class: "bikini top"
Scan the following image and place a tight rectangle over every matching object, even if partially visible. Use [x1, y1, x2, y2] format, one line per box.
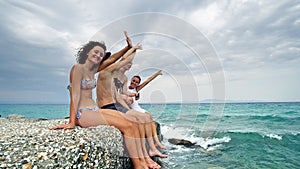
[114, 78, 124, 92]
[81, 79, 96, 90]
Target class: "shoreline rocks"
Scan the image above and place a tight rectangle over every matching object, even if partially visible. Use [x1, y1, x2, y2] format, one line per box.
[168, 138, 196, 147]
[0, 114, 132, 168]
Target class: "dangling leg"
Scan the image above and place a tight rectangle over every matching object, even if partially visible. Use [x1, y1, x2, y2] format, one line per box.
[126, 110, 168, 158]
[126, 113, 161, 169]
[145, 112, 167, 150]
[78, 109, 148, 169]
[144, 119, 168, 158]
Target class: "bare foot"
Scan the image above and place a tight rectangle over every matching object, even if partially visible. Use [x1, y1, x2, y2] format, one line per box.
[149, 149, 168, 158]
[135, 164, 148, 169]
[155, 142, 167, 150]
[139, 160, 149, 169]
[145, 157, 161, 169]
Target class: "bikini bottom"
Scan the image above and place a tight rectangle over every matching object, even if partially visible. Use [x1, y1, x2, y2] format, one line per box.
[101, 103, 128, 113]
[76, 106, 99, 119]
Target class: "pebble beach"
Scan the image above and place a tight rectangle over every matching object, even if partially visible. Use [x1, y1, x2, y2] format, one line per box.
[0, 114, 132, 169]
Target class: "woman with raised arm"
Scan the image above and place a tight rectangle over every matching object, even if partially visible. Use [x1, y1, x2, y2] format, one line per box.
[116, 68, 166, 150]
[50, 41, 152, 169]
[57, 31, 133, 130]
[97, 31, 133, 71]
[128, 70, 166, 150]
[96, 40, 167, 164]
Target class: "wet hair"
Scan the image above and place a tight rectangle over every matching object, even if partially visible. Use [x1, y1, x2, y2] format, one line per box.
[76, 41, 106, 64]
[132, 75, 141, 84]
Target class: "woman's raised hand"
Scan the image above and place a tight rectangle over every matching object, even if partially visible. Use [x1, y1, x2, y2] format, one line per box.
[134, 43, 143, 50]
[158, 70, 163, 75]
[124, 31, 132, 48]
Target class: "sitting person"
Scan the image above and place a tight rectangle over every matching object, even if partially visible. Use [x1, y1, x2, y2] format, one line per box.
[115, 67, 166, 150]
[96, 40, 168, 164]
[50, 39, 154, 169]
[128, 70, 163, 112]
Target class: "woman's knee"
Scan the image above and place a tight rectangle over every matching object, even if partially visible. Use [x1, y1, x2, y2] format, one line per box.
[126, 120, 134, 129]
[122, 120, 135, 134]
[137, 116, 146, 124]
[145, 112, 153, 120]
[141, 113, 153, 123]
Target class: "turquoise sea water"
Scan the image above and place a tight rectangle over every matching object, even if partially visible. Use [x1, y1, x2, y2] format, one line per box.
[1, 102, 299, 169]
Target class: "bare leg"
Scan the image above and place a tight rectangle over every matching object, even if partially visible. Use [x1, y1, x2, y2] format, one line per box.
[130, 121, 149, 169]
[127, 113, 161, 169]
[78, 109, 148, 169]
[126, 110, 168, 158]
[145, 112, 167, 150]
[129, 116, 159, 169]
[145, 120, 167, 158]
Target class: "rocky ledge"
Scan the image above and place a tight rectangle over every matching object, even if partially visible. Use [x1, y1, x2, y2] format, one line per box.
[0, 114, 132, 169]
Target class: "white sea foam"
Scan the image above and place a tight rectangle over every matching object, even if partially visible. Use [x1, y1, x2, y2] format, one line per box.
[161, 125, 188, 139]
[265, 134, 282, 140]
[161, 125, 231, 151]
[160, 125, 171, 136]
[160, 125, 193, 152]
[189, 135, 231, 151]
[196, 136, 231, 150]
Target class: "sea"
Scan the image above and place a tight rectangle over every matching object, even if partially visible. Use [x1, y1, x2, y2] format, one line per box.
[0, 102, 299, 169]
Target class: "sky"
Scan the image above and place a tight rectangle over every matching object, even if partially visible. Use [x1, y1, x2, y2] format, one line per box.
[0, 0, 299, 104]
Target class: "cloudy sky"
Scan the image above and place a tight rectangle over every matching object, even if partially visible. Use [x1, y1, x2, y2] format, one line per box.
[0, 0, 299, 104]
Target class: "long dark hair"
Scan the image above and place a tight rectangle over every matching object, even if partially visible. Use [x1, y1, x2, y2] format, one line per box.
[76, 41, 106, 64]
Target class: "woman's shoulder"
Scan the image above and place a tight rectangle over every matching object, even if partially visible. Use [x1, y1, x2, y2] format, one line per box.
[72, 64, 84, 75]
[73, 64, 84, 70]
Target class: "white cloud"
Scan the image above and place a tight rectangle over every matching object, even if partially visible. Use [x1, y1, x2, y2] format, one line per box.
[188, 1, 227, 35]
